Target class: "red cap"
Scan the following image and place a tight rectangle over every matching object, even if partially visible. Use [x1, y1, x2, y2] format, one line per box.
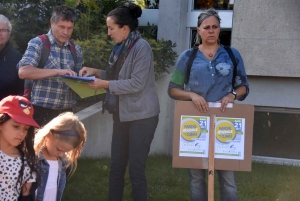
[0, 95, 40, 128]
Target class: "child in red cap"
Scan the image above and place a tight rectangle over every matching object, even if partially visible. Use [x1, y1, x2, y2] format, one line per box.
[0, 95, 39, 201]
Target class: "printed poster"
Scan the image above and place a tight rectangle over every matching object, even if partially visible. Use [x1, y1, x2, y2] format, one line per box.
[214, 117, 245, 160]
[179, 115, 210, 157]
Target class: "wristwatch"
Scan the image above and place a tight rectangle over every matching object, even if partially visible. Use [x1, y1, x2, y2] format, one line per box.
[231, 90, 237, 100]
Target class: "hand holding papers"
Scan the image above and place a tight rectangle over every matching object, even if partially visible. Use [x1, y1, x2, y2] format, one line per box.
[59, 75, 106, 98]
[208, 102, 233, 108]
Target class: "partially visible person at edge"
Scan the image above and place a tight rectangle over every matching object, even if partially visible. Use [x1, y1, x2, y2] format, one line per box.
[0, 95, 40, 201]
[168, 8, 249, 201]
[79, 2, 160, 201]
[17, 5, 82, 127]
[32, 112, 87, 201]
[0, 15, 23, 101]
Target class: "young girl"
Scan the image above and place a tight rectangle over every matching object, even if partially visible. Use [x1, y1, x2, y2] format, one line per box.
[33, 112, 86, 201]
[0, 95, 39, 201]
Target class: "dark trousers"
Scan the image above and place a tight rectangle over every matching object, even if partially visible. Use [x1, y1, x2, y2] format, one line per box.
[33, 105, 73, 127]
[109, 114, 159, 201]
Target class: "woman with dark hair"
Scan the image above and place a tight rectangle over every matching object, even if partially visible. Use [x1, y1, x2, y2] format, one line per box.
[168, 8, 249, 201]
[80, 2, 160, 201]
[0, 95, 39, 201]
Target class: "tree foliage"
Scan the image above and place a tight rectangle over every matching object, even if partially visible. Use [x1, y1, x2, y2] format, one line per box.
[1, 0, 65, 52]
[74, 31, 113, 69]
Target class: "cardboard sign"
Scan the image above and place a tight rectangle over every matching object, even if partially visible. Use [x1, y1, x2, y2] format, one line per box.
[172, 101, 254, 171]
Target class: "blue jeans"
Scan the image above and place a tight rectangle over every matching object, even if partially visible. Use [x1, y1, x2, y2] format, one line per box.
[109, 114, 159, 201]
[189, 169, 238, 201]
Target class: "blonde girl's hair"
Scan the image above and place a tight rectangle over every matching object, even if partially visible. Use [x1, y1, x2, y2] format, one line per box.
[34, 112, 87, 177]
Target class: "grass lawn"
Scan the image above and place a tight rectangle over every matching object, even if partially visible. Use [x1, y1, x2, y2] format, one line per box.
[62, 155, 300, 201]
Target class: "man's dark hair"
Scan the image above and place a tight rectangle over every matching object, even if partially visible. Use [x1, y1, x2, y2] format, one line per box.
[51, 5, 77, 24]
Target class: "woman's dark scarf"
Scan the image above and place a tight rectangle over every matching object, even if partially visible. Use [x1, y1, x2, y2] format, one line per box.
[107, 30, 141, 80]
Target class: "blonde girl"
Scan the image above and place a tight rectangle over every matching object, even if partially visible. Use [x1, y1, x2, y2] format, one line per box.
[0, 95, 40, 201]
[33, 112, 86, 201]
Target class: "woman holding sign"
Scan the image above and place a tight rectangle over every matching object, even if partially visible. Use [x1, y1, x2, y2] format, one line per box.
[79, 2, 159, 201]
[168, 8, 249, 201]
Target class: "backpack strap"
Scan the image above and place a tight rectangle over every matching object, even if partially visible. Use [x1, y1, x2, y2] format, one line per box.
[185, 44, 199, 85]
[37, 34, 50, 68]
[68, 39, 77, 67]
[37, 34, 77, 68]
[223, 46, 237, 89]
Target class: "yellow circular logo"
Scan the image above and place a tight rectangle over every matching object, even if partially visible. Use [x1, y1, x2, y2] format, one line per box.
[215, 120, 236, 143]
[181, 119, 201, 141]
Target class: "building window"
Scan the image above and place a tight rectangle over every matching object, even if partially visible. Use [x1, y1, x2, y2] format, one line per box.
[190, 29, 232, 47]
[194, 0, 234, 10]
[253, 111, 300, 159]
[134, 0, 159, 9]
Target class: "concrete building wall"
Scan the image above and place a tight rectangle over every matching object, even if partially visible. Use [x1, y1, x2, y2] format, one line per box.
[77, 102, 113, 157]
[240, 77, 300, 108]
[231, 0, 300, 108]
[151, 0, 189, 155]
[232, 0, 300, 77]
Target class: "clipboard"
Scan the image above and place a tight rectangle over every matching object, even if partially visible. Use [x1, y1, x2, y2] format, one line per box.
[59, 75, 106, 98]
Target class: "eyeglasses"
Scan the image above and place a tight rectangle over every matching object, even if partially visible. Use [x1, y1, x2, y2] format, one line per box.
[0, 29, 10, 34]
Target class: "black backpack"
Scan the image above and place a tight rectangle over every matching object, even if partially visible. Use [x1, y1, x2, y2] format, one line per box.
[185, 44, 237, 88]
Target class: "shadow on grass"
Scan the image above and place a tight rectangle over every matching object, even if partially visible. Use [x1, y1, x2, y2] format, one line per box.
[63, 155, 300, 201]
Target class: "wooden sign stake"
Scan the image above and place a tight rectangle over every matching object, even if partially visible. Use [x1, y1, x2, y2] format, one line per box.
[208, 114, 216, 201]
